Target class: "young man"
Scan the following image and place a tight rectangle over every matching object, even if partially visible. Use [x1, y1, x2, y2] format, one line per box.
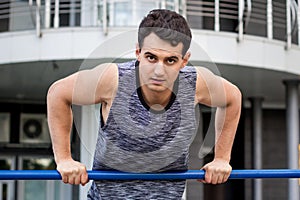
[47, 9, 241, 199]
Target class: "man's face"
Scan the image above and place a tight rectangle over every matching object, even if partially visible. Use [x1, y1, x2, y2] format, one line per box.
[136, 32, 190, 93]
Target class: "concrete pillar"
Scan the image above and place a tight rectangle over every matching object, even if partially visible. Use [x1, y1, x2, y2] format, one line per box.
[283, 80, 300, 200]
[249, 97, 263, 200]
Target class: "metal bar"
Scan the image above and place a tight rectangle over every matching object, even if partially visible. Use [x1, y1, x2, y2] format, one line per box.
[237, 0, 244, 42]
[174, 0, 179, 13]
[244, 0, 252, 32]
[93, 0, 98, 26]
[214, 0, 220, 32]
[286, 0, 292, 49]
[2, 170, 300, 180]
[181, 0, 187, 18]
[36, 0, 41, 37]
[45, 0, 51, 28]
[298, 0, 300, 46]
[132, 0, 137, 25]
[161, 0, 166, 9]
[69, 0, 76, 27]
[103, 0, 108, 35]
[290, 0, 297, 37]
[54, 0, 60, 28]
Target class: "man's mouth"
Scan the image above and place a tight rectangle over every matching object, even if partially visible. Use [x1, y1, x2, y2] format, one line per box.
[150, 78, 165, 85]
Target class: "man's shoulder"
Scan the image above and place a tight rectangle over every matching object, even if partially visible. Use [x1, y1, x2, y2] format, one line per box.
[180, 65, 197, 74]
[117, 60, 136, 70]
[94, 60, 135, 77]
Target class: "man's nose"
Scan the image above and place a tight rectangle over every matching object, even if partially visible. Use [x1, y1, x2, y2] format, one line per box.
[154, 62, 165, 76]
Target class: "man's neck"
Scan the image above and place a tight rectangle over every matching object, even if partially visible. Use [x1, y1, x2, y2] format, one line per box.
[140, 86, 174, 110]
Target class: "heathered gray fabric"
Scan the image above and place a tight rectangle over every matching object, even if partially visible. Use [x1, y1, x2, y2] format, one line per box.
[87, 60, 198, 199]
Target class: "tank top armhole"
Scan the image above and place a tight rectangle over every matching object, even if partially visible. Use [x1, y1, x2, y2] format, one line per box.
[99, 104, 105, 128]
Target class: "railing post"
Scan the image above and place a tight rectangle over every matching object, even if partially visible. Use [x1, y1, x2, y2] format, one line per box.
[214, 0, 220, 32]
[244, 0, 252, 31]
[69, 0, 76, 27]
[181, 0, 187, 18]
[103, 0, 108, 35]
[238, 0, 244, 42]
[54, 0, 60, 28]
[286, 0, 292, 49]
[45, 0, 51, 28]
[161, 0, 166, 9]
[174, 0, 179, 13]
[36, 0, 41, 37]
[297, 0, 300, 46]
[93, 0, 98, 26]
[267, 0, 273, 39]
[132, 0, 137, 25]
[250, 97, 264, 200]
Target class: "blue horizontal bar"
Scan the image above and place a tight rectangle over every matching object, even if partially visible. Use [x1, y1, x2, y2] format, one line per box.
[0, 169, 300, 180]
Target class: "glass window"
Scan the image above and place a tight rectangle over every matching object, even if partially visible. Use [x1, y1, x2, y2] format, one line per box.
[166, 0, 175, 10]
[102, 0, 169, 27]
[21, 158, 54, 200]
[9, 0, 36, 31]
[0, 159, 11, 200]
[98, 0, 184, 27]
[0, 113, 10, 143]
[50, 0, 81, 27]
[114, 1, 132, 26]
[0, 1, 10, 32]
[24, 181, 47, 200]
[0, 157, 15, 200]
[136, 0, 158, 23]
[0, 159, 11, 170]
[18, 157, 71, 200]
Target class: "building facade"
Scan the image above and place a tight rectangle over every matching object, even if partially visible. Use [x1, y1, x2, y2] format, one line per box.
[0, 0, 300, 199]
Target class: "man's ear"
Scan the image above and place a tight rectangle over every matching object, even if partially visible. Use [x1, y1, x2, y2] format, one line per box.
[135, 43, 141, 61]
[181, 51, 191, 68]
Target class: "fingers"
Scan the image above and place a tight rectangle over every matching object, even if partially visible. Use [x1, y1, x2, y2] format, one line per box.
[57, 162, 89, 186]
[199, 163, 232, 185]
[80, 169, 89, 186]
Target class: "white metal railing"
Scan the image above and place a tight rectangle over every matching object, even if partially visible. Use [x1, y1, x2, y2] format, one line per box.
[238, 0, 245, 42]
[0, 0, 299, 48]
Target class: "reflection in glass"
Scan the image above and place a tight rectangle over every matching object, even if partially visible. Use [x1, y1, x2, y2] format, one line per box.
[0, 158, 12, 200]
[24, 181, 46, 200]
[22, 158, 56, 200]
[0, 159, 11, 170]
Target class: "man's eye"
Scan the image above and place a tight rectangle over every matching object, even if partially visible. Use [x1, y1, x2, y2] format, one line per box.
[147, 56, 156, 62]
[167, 59, 176, 64]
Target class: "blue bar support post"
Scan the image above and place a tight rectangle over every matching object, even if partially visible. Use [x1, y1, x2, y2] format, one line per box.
[250, 97, 264, 200]
[283, 80, 300, 200]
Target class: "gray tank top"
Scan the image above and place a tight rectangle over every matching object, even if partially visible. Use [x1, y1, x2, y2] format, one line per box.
[88, 60, 198, 199]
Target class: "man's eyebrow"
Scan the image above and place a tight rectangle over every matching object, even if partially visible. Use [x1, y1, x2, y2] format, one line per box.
[144, 52, 180, 60]
[144, 52, 157, 57]
[167, 55, 179, 60]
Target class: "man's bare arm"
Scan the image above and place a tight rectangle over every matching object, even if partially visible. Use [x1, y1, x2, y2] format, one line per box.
[47, 63, 118, 185]
[195, 67, 242, 184]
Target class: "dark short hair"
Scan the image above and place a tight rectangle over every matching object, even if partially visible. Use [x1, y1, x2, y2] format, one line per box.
[138, 9, 192, 55]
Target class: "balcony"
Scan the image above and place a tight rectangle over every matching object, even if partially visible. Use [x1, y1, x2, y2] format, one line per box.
[0, 0, 299, 69]
[0, 0, 299, 105]
[0, 0, 299, 43]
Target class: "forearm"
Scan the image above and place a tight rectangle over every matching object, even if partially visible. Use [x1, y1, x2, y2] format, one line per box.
[47, 83, 73, 164]
[214, 87, 241, 162]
